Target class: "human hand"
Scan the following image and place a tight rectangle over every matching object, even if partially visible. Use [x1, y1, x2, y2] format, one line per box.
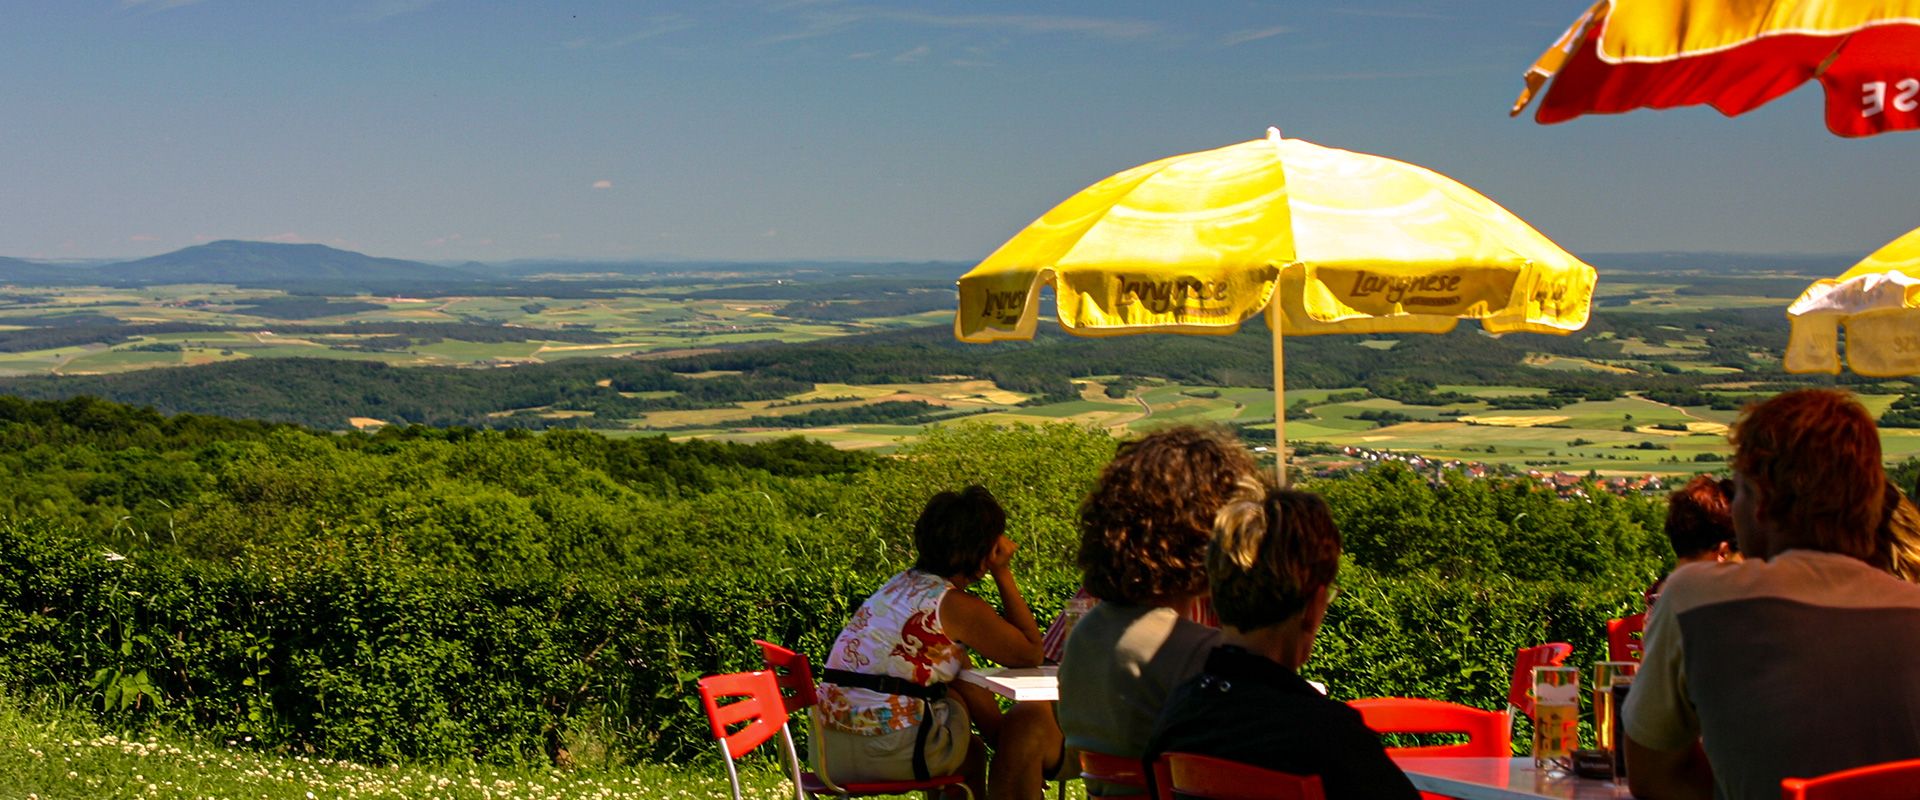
[983, 535, 1018, 575]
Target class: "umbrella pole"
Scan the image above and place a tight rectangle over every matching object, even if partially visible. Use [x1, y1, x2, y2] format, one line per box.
[1270, 304, 1288, 487]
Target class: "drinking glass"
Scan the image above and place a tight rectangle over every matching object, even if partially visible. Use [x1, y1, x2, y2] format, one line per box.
[1609, 670, 1637, 782]
[1531, 666, 1580, 773]
[1592, 661, 1639, 752]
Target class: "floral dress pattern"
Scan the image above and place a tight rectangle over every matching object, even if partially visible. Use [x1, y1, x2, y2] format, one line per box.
[819, 569, 967, 734]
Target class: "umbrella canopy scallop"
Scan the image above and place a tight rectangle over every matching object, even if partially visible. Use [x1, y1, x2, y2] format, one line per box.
[955, 132, 1597, 343]
[1786, 226, 1920, 376]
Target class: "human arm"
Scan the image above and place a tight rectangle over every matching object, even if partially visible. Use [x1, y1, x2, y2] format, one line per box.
[1625, 735, 1712, 800]
[940, 537, 1044, 667]
[1621, 585, 1710, 799]
[986, 537, 1043, 647]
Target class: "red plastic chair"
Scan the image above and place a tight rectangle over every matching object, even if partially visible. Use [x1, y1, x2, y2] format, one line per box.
[756, 640, 818, 716]
[699, 664, 970, 800]
[1507, 642, 1573, 721]
[1080, 749, 1149, 792]
[1780, 757, 1920, 799]
[1347, 697, 1511, 758]
[1607, 614, 1646, 663]
[1156, 752, 1327, 800]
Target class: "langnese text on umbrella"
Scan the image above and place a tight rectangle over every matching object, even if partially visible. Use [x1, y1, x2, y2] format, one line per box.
[981, 288, 1028, 321]
[1862, 80, 1920, 118]
[1346, 271, 1462, 307]
[1112, 276, 1231, 313]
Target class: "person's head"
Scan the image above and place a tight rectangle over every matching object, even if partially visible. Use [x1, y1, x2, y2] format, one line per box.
[1209, 476, 1342, 665]
[1729, 389, 1884, 560]
[1077, 425, 1258, 605]
[912, 485, 1007, 581]
[1874, 481, 1920, 584]
[1665, 475, 1738, 565]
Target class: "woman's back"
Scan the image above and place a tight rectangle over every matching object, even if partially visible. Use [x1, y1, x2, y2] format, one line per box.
[1057, 601, 1221, 759]
[820, 569, 967, 734]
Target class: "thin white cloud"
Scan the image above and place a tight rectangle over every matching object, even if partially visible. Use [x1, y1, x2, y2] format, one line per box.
[592, 180, 614, 189]
[1223, 26, 1292, 47]
[425, 234, 463, 247]
[262, 232, 308, 244]
[118, 0, 207, 11]
[882, 11, 1158, 40]
[563, 15, 697, 49]
[893, 44, 930, 63]
[762, 11, 866, 45]
[765, 8, 1159, 45]
[1328, 7, 1454, 21]
[609, 16, 697, 47]
[1273, 64, 1498, 82]
[351, 0, 442, 23]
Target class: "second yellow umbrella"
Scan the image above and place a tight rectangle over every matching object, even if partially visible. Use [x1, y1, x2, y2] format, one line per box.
[1786, 226, 1920, 377]
[955, 129, 1597, 481]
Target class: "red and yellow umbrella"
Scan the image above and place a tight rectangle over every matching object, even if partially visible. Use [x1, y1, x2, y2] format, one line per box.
[1513, 0, 1920, 137]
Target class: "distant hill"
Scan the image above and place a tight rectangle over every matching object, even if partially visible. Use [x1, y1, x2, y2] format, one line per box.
[98, 240, 478, 287]
[0, 257, 97, 286]
[1582, 250, 1862, 277]
[486, 258, 968, 280]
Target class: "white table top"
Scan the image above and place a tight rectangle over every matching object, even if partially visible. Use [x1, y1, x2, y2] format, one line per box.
[958, 666, 1059, 702]
[1393, 757, 1632, 800]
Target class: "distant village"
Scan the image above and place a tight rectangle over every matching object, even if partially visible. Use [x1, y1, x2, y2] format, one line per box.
[1312, 444, 1670, 499]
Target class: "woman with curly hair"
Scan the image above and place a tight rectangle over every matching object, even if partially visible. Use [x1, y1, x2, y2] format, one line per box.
[1054, 425, 1258, 794]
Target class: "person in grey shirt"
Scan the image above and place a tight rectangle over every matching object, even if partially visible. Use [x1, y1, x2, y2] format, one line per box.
[1056, 426, 1255, 795]
[1625, 389, 1920, 800]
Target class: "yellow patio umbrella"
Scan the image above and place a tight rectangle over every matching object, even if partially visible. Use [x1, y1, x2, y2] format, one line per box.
[955, 129, 1597, 482]
[1785, 226, 1920, 376]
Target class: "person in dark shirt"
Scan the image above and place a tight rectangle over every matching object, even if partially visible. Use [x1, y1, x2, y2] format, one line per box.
[1144, 477, 1419, 800]
[1644, 474, 1738, 608]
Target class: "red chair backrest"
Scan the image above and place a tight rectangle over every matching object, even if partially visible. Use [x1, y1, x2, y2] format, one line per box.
[1507, 642, 1573, 719]
[1347, 697, 1511, 758]
[1607, 614, 1646, 663]
[1161, 752, 1326, 800]
[754, 639, 818, 714]
[1080, 750, 1149, 790]
[1781, 757, 1920, 800]
[696, 670, 785, 760]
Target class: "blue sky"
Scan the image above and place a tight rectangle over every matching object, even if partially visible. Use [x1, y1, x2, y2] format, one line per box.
[3, 1, 1915, 263]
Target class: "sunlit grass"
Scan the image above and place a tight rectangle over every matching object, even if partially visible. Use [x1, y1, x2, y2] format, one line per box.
[0, 696, 801, 799]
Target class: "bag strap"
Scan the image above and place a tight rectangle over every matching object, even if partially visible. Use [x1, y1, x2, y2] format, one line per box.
[819, 668, 948, 701]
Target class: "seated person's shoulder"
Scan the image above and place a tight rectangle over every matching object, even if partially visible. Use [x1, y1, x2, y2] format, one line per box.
[1653, 557, 1767, 612]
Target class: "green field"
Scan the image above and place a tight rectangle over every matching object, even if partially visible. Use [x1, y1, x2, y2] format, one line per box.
[5, 276, 1917, 475]
[0, 283, 943, 374]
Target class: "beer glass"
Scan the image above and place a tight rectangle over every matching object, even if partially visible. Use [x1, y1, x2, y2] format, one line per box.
[1593, 661, 1639, 752]
[1531, 666, 1580, 772]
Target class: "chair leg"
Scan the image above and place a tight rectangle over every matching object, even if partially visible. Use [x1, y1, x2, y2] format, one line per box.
[719, 740, 745, 800]
[777, 724, 807, 800]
